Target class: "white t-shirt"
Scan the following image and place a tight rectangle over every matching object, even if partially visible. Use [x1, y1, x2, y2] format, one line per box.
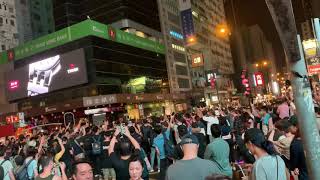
[0, 159, 13, 180]
[203, 116, 219, 135]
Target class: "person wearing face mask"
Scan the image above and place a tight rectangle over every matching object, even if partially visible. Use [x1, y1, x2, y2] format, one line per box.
[244, 128, 287, 180]
[128, 156, 144, 180]
[109, 126, 149, 180]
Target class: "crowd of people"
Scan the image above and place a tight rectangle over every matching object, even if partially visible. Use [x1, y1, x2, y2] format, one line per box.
[0, 97, 313, 180]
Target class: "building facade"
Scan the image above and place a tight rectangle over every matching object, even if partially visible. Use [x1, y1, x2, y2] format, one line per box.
[240, 25, 277, 94]
[186, 0, 234, 104]
[0, 0, 18, 52]
[157, 0, 192, 93]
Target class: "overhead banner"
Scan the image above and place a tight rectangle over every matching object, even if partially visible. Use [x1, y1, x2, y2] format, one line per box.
[265, 0, 301, 62]
[0, 20, 165, 64]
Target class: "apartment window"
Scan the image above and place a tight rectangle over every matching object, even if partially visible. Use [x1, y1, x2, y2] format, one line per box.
[10, 20, 14, 26]
[176, 65, 188, 76]
[0, 4, 2, 9]
[9, 7, 13, 13]
[178, 78, 190, 89]
[20, 0, 27, 5]
[0, 17, 3, 25]
[4, 5, 6, 10]
[1, 45, 6, 51]
[5, 19, 8, 24]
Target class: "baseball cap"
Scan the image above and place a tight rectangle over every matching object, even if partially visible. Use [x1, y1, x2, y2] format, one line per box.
[180, 134, 199, 145]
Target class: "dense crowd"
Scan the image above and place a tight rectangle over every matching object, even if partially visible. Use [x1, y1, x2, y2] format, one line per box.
[0, 97, 313, 180]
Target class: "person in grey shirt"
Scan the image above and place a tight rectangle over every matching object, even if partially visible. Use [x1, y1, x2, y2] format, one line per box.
[166, 134, 223, 180]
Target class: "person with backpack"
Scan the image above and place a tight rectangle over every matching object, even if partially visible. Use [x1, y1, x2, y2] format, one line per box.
[91, 126, 103, 177]
[152, 116, 173, 180]
[0, 145, 15, 180]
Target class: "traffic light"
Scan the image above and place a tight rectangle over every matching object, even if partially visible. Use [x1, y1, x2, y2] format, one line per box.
[241, 70, 251, 96]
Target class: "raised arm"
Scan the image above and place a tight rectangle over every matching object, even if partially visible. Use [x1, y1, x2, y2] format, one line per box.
[108, 128, 120, 155]
[124, 127, 140, 150]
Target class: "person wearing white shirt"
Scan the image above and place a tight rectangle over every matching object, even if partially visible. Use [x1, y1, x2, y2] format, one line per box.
[202, 110, 219, 142]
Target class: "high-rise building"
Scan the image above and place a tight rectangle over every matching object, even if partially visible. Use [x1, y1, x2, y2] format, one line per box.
[240, 25, 277, 94]
[14, 0, 55, 44]
[185, 0, 234, 104]
[29, 0, 55, 38]
[0, 0, 19, 52]
[157, 0, 192, 93]
[52, 0, 161, 32]
[15, 0, 32, 44]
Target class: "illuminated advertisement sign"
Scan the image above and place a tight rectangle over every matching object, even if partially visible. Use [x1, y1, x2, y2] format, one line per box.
[308, 64, 320, 75]
[253, 72, 265, 86]
[302, 39, 317, 59]
[179, 0, 195, 40]
[191, 54, 204, 67]
[5, 48, 88, 101]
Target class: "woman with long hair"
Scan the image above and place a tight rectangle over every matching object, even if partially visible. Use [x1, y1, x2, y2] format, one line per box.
[244, 128, 287, 180]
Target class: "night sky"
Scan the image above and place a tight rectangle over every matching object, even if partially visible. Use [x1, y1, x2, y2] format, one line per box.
[231, 0, 286, 68]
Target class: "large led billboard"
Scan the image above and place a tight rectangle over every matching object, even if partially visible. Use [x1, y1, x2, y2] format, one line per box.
[6, 48, 88, 101]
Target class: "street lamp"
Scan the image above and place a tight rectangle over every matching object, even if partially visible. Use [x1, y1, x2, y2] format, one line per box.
[255, 63, 259, 67]
[263, 61, 268, 66]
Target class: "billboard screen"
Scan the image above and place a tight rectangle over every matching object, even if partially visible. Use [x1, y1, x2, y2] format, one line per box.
[6, 48, 88, 101]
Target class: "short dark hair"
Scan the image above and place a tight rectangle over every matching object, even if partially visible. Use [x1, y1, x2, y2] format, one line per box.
[206, 174, 232, 180]
[72, 160, 92, 175]
[210, 124, 221, 138]
[39, 155, 53, 169]
[128, 154, 144, 167]
[154, 125, 162, 135]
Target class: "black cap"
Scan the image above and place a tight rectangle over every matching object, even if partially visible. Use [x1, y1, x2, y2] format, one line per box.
[180, 134, 199, 145]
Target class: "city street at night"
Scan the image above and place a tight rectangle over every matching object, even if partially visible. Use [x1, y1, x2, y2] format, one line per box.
[0, 0, 320, 180]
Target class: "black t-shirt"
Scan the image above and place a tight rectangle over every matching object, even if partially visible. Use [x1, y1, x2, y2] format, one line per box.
[61, 143, 72, 163]
[110, 149, 148, 180]
[290, 138, 308, 178]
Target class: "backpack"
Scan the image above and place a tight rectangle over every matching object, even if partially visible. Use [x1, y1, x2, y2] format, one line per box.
[0, 160, 7, 180]
[15, 159, 33, 180]
[162, 132, 174, 160]
[92, 136, 102, 155]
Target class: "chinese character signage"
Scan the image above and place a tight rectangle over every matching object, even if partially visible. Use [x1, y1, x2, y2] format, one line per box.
[254, 72, 265, 86]
[191, 54, 204, 67]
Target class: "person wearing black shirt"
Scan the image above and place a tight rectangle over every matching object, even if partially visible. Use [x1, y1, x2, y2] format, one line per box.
[290, 138, 308, 180]
[109, 126, 149, 180]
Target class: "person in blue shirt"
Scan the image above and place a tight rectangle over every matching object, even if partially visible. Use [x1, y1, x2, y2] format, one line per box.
[259, 106, 274, 135]
[152, 117, 173, 180]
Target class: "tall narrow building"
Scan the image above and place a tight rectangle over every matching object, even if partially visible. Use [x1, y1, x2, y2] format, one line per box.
[0, 0, 18, 52]
[157, 0, 192, 93]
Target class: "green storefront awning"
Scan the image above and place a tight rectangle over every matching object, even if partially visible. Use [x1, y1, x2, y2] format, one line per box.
[0, 20, 165, 64]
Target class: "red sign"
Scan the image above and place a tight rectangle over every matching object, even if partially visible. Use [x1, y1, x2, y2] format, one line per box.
[308, 64, 320, 75]
[6, 115, 19, 124]
[7, 50, 15, 61]
[254, 72, 264, 86]
[108, 27, 117, 41]
[8, 80, 19, 90]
